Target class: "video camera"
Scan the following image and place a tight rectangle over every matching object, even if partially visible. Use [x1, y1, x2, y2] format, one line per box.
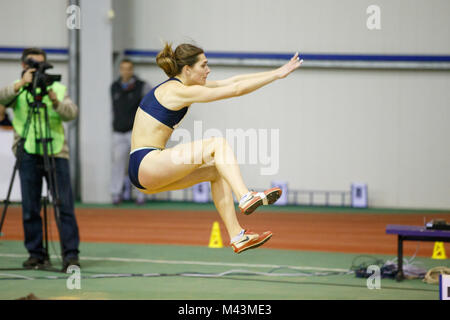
[22, 58, 62, 91]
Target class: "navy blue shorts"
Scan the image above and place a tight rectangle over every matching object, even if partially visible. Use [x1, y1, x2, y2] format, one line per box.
[128, 147, 159, 190]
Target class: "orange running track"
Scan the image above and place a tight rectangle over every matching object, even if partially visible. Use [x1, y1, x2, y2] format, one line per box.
[2, 206, 449, 257]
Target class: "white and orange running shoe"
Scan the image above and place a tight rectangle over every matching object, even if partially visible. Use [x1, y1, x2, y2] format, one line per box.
[238, 187, 282, 215]
[231, 230, 273, 254]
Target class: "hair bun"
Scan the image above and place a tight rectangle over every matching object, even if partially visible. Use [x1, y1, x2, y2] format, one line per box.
[156, 42, 178, 77]
[156, 42, 204, 78]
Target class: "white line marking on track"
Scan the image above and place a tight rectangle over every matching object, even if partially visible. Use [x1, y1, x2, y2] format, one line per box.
[0, 273, 34, 280]
[0, 253, 350, 273]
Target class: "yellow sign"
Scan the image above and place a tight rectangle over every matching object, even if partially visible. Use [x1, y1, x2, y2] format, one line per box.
[208, 221, 223, 248]
[432, 242, 447, 260]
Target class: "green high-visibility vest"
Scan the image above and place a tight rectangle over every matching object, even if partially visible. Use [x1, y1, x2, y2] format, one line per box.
[12, 81, 66, 155]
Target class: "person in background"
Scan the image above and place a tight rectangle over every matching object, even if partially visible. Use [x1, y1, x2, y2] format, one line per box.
[110, 59, 151, 205]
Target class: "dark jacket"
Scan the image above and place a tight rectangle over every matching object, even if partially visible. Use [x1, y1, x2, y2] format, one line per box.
[111, 76, 150, 132]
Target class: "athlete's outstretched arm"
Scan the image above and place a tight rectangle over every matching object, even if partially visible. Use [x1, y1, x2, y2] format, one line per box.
[174, 53, 302, 106]
[205, 70, 276, 88]
[205, 52, 303, 88]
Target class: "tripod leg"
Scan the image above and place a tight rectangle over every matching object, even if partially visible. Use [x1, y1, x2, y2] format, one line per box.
[0, 165, 18, 235]
[0, 138, 28, 235]
[42, 196, 49, 261]
[43, 159, 66, 262]
[2, 95, 37, 235]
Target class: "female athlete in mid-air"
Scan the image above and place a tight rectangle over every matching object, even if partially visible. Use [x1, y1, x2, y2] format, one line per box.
[129, 42, 303, 253]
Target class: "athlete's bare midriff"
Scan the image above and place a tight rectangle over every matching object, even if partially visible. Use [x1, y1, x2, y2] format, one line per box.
[131, 107, 173, 150]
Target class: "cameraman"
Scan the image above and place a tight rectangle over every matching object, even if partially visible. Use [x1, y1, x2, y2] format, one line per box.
[0, 48, 80, 272]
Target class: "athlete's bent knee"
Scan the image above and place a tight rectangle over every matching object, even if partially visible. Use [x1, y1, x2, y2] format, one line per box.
[202, 137, 230, 165]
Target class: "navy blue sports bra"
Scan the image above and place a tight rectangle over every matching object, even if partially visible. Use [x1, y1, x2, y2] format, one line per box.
[139, 77, 189, 129]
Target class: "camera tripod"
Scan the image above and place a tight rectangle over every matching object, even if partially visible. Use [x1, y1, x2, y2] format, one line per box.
[0, 82, 65, 273]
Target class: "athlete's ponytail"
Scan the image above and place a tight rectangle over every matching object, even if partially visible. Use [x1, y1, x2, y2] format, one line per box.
[156, 42, 178, 77]
[156, 42, 204, 77]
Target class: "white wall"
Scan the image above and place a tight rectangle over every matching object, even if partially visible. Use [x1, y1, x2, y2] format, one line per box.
[0, 0, 449, 209]
[127, 0, 450, 54]
[0, 0, 68, 47]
